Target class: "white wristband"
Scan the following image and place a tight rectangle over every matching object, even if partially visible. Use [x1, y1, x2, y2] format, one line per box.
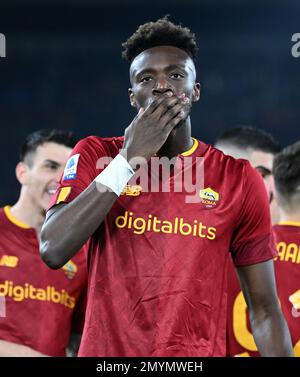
[94, 154, 135, 196]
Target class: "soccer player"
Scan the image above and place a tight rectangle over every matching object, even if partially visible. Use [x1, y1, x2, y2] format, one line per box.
[272, 141, 300, 356]
[215, 127, 282, 356]
[215, 126, 281, 224]
[40, 18, 293, 356]
[0, 129, 87, 356]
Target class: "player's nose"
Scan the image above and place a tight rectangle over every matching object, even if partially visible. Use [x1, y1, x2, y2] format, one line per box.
[152, 77, 174, 97]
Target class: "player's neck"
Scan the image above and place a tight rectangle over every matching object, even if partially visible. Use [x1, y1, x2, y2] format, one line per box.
[157, 117, 193, 158]
[10, 193, 45, 235]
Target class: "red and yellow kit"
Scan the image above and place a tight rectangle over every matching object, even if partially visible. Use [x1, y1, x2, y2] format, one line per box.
[274, 223, 300, 355]
[50, 136, 276, 356]
[226, 223, 300, 356]
[0, 206, 87, 356]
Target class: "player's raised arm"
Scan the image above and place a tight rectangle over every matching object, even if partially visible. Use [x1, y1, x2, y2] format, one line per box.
[40, 93, 189, 269]
[236, 260, 294, 356]
[40, 186, 119, 269]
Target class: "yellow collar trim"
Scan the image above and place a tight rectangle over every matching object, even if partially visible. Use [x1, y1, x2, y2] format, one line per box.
[277, 221, 300, 227]
[181, 138, 199, 157]
[3, 206, 31, 229]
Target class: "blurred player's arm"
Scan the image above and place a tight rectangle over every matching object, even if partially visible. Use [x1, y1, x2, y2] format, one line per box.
[236, 260, 294, 357]
[40, 94, 187, 269]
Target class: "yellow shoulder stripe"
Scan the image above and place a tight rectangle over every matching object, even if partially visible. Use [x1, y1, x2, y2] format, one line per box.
[56, 187, 72, 204]
[278, 221, 300, 227]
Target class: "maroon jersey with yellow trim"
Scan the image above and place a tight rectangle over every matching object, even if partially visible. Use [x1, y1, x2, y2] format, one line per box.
[226, 223, 300, 357]
[273, 223, 300, 356]
[50, 136, 276, 357]
[0, 206, 87, 356]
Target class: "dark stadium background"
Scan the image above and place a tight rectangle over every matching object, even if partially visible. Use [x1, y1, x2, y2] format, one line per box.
[0, 0, 299, 206]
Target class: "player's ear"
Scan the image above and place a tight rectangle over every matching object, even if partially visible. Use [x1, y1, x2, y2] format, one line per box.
[15, 161, 30, 185]
[192, 82, 201, 102]
[128, 88, 137, 108]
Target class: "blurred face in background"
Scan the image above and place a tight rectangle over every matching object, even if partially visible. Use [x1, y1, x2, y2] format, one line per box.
[215, 143, 280, 224]
[17, 142, 71, 213]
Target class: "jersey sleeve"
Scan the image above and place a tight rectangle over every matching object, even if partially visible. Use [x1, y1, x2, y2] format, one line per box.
[230, 161, 277, 267]
[48, 137, 107, 210]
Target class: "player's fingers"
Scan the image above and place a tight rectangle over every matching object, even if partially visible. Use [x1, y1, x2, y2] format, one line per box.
[165, 109, 186, 131]
[160, 95, 190, 120]
[153, 96, 180, 119]
[137, 107, 144, 116]
[145, 92, 174, 113]
[159, 99, 188, 125]
[131, 107, 145, 125]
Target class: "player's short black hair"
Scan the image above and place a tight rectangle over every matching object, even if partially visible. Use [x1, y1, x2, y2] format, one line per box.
[273, 141, 300, 203]
[20, 129, 76, 165]
[215, 126, 281, 154]
[122, 16, 198, 63]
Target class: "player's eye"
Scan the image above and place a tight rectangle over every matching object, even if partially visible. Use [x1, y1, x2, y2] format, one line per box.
[170, 73, 184, 79]
[45, 162, 59, 171]
[256, 167, 271, 178]
[140, 76, 152, 83]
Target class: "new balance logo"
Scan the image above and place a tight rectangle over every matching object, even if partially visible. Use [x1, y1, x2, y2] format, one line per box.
[0, 255, 19, 268]
[121, 185, 142, 197]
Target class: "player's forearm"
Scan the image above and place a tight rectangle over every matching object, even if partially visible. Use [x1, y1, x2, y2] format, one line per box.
[250, 305, 294, 356]
[40, 181, 118, 269]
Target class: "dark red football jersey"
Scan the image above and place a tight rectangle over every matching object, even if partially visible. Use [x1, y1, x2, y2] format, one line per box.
[50, 136, 276, 356]
[0, 206, 87, 356]
[273, 223, 300, 356]
[226, 222, 300, 357]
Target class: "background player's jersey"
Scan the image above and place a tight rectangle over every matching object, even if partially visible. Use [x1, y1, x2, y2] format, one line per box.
[273, 223, 300, 356]
[50, 136, 276, 357]
[0, 206, 87, 356]
[226, 223, 300, 357]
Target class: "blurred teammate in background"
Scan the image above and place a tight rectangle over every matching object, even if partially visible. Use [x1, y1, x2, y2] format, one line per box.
[215, 126, 281, 224]
[272, 141, 300, 356]
[0, 129, 87, 356]
[215, 126, 283, 356]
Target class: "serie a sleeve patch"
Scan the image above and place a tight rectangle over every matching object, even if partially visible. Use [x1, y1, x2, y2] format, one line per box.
[62, 154, 80, 181]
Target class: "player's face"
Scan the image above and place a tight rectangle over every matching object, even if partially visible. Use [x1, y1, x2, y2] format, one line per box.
[129, 45, 200, 116]
[215, 143, 279, 223]
[25, 142, 72, 212]
[247, 150, 275, 198]
[247, 150, 280, 224]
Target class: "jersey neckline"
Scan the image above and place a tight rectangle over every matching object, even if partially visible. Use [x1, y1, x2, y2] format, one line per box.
[180, 138, 199, 157]
[3, 205, 32, 229]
